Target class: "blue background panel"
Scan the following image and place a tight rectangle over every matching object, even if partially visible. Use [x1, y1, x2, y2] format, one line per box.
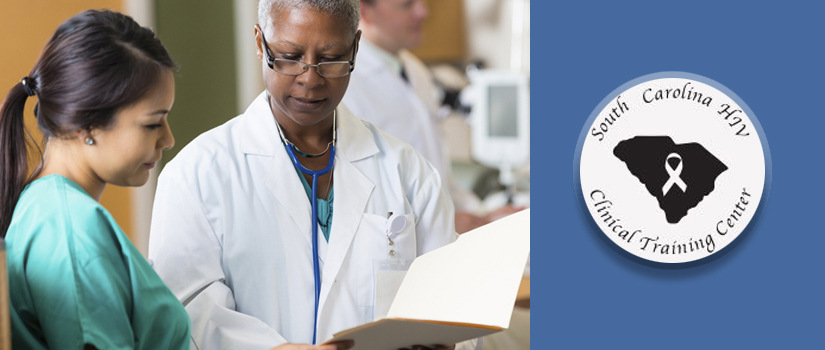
[533, 1, 824, 348]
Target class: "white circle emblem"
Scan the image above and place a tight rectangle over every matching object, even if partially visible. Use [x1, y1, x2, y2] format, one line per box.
[578, 72, 769, 264]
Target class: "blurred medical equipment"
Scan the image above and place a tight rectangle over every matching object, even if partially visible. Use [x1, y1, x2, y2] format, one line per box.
[461, 68, 530, 205]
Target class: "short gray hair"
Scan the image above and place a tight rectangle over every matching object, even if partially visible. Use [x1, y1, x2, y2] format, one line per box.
[258, 0, 360, 34]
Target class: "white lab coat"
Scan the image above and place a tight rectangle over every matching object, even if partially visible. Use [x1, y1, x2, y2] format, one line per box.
[343, 41, 482, 213]
[149, 92, 477, 349]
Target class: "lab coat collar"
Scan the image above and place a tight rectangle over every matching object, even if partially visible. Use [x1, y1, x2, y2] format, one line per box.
[316, 103, 379, 310]
[239, 91, 280, 157]
[246, 91, 315, 259]
[238, 92, 378, 161]
[240, 92, 379, 316]
[318, 144, 374, 313]
[334, 103, 379, 162]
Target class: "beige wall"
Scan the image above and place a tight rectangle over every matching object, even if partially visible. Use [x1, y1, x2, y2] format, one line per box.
[0, 1, 136, 242]
[410, 0, 467, 63]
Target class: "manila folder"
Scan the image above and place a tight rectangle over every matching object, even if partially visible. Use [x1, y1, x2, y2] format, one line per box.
[325, 209, 530, 348]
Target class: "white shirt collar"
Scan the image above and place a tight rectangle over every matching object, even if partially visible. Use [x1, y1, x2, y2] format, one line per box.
[359, 39, 403, 76]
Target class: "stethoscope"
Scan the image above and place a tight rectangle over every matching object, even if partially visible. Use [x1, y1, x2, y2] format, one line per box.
[274, 108, 336, 344]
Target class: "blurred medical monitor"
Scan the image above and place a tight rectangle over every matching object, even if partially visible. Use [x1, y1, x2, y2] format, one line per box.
[470, 70, 530, 170]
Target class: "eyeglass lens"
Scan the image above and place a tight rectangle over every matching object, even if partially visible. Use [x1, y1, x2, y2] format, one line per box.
[260, 29, 355, 78]
[272, 61, 351, 78]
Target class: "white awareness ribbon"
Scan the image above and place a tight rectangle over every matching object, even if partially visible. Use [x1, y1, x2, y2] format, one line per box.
[662, 153, 687, 196]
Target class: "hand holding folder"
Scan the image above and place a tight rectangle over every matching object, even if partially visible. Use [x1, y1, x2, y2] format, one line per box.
[324, 209, 531, 350]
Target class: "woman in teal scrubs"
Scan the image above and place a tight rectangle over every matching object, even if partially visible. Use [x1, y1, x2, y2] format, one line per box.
[0, 10, 190, 349]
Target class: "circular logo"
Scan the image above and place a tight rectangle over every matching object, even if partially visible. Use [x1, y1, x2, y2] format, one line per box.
[577, 72, 769, 264]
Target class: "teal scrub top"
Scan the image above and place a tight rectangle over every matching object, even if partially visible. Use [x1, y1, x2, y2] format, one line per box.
[5, 175, 190, 349]
[294, 167, 334, 241]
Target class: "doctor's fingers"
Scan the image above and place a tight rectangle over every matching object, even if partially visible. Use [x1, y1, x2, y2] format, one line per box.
[318, 340, 355, 350]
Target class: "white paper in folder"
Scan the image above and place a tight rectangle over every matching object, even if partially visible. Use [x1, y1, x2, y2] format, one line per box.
[325, 209, 531, 348]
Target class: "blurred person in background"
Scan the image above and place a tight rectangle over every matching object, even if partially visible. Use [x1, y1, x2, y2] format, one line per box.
[343, 0, 520, 234]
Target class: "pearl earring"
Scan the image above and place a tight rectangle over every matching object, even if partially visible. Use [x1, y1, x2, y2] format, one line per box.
[85, 137, 95, 145]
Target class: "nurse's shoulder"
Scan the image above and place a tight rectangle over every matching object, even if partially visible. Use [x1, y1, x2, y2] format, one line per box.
[10, 175, 117, 239]
[7, 175, 124, 278]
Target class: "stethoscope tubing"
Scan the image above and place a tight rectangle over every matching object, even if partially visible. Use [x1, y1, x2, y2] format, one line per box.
[285, 142, 335, 344]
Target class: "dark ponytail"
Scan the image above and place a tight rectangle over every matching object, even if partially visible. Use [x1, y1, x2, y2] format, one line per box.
[0, 10, 177, 237]
[0, 82, 35, 237]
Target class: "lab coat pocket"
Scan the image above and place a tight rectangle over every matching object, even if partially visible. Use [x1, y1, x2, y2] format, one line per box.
[355, 213, 416, 313]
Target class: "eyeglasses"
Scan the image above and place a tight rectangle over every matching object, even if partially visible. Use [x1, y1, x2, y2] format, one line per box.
[260, 29, 356, 78]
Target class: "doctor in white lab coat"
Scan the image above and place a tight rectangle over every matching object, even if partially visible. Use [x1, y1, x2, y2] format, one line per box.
[343, 0, 498, 233]
[149, 1, 477, 349]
